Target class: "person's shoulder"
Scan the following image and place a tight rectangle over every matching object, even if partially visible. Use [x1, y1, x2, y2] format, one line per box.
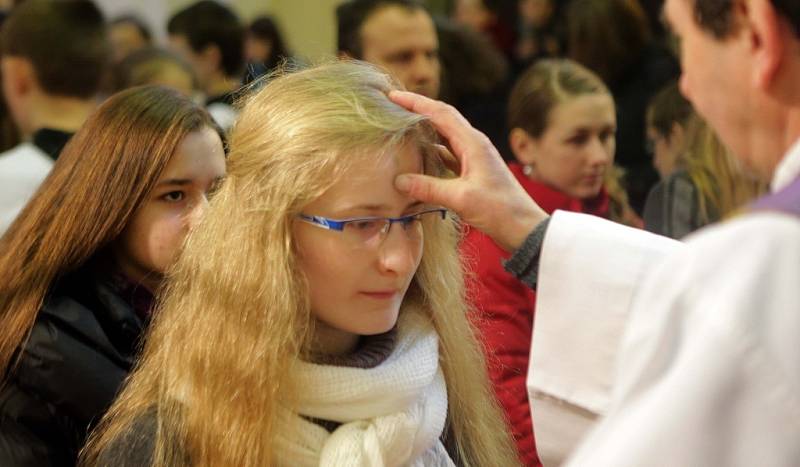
[665, 170, 700, 206]
[684, 210, 800, 253]
[206, 102, 238, 130]
[0, 142, 52, 173]
[0, 143, 52, 232]
[95, 411, 157, 467]
[642, 210, 798, 279]
[14, 278, 136, 408]
[665, 169, 694, 188]
[634, 211, 800, 351]
[0, 405, 71, 467]
[31, 275, 141, 366]
[655, 211, 800, 304]
[37, 276, 102, 331]
[649, 212, 800, 376]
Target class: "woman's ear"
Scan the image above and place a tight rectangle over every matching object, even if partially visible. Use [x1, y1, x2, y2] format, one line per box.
[509, 128, 538, 165]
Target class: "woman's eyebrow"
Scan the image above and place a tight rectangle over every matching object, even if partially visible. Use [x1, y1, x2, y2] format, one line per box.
[156, 178, 193, 187]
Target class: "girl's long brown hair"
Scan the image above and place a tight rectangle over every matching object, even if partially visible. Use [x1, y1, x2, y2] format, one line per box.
[0, 85, 217, 377]
[82, 61, 520, 466]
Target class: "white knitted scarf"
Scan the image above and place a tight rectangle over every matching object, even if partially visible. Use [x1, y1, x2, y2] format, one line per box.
[274, 308, 455, 467]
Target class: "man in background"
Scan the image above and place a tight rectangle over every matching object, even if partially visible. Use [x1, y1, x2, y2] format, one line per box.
[0, 0, 109, 234]
[168, 0, 244, 130]
[337, 0, 440, 99]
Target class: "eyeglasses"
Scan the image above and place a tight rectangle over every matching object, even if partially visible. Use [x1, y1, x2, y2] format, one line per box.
[297, 208, 448, 248]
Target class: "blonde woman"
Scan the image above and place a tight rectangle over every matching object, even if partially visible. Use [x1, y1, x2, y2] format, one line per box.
[644, 115, 767, 239]
[81, 61, 519, 467]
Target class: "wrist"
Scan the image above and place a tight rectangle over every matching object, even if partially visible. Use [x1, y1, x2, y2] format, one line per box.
[500, 201, 548, 252]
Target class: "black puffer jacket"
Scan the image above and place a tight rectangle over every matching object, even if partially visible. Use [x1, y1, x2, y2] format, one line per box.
[0, 273, 147, 466]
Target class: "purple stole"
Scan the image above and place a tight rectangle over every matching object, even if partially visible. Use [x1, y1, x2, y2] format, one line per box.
[752, 176, 800, 216]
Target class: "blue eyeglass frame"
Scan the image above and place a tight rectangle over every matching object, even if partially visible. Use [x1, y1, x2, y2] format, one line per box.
[297, 207, 448, 232]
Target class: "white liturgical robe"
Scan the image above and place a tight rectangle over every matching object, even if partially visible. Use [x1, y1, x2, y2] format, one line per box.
[528, 140, 800, 466]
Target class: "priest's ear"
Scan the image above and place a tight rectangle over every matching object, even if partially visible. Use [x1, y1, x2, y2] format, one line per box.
[509, 127, 540, 166]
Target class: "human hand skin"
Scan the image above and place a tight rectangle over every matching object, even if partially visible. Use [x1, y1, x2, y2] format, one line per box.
[390, 90, 548, 252]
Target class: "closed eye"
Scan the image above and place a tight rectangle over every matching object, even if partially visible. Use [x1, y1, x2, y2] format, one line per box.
[600, 128, 616, 142]
[349, 219, 383, 231]
[567, 134, 589, 146]
[387, 51, 414, 64]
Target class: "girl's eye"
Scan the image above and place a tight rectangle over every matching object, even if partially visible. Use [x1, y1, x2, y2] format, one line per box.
[162, 191, 185, 202]
[600, 129, 615, 142]
[568, 135, 588, 146]
[350, 219, 382, 231]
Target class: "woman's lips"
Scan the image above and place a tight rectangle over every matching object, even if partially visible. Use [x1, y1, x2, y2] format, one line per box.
[359, 290, 398, 299]
[583, 174, 603, 184]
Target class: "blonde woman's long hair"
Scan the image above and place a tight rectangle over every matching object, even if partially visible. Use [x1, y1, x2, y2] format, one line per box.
[81, 60, 519, 467]
[683, 116, 767, 223]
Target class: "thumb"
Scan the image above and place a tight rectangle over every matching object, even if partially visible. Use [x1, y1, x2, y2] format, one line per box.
[395, 173, 458, 208]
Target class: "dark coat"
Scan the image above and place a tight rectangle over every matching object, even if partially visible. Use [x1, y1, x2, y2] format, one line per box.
[0, 273, 146, 466]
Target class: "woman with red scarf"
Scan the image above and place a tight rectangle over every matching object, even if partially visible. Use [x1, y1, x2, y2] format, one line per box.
[463, 59, 639, 466]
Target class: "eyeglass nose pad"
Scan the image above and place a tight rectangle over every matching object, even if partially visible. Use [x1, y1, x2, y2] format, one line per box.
[380, 220, 393, 237]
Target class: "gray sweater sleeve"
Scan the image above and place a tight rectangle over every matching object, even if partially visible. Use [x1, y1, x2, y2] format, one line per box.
[502, 218, 550, 290]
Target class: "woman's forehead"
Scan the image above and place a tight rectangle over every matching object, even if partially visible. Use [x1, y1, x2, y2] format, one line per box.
[307, 143, 423, 211]
[550, 94, 616, 128]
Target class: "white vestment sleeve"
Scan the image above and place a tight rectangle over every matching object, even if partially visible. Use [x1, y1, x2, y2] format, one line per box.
[527, 211, 680, 465]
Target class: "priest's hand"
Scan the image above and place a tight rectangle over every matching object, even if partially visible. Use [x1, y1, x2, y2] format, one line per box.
[389, 90, 547, 252]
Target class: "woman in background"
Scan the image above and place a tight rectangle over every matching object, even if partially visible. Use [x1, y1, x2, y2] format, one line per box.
[463, 58, 638, 466]
[244, 15, 291, 79]
[566, 0, 679, 212]
[644, 115, 767, 238]
[114, 47, 197, 97]
[645, 82, 694, 181]
[0, 86, 225, 466]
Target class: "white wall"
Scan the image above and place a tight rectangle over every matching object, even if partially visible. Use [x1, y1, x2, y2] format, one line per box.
[95, 0, 178, 44]
[95, 0, 343, 61]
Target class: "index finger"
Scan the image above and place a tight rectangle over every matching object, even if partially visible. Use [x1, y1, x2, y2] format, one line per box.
[389, 90, 482, 162]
